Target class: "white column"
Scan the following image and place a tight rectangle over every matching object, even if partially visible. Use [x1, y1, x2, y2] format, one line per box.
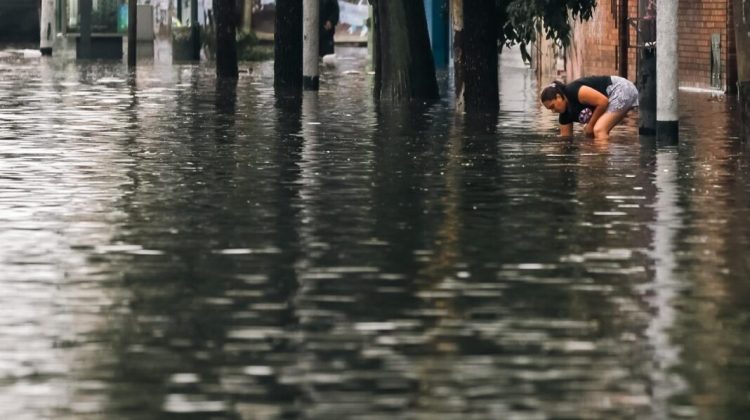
[303, 0, 320, 90]
[40, 0, 56, 56]
[656, 0, 679, 142]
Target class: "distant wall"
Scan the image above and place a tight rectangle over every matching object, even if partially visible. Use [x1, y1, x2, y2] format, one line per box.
[0, 1, 39, 43]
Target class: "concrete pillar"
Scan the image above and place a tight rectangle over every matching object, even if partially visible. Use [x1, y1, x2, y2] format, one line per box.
[40, 0, 56, 55]
[128, 0, 138, 67]
[303, 0, 320, 90]
[656, 0, 679, 143]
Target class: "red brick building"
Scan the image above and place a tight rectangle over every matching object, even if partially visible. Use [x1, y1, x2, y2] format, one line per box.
[540, 0, 736, 92]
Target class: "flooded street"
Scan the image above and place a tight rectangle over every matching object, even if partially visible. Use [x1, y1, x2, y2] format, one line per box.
[1, 47, 750, 419]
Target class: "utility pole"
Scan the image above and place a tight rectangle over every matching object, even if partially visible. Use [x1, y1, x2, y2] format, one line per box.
[303, 0, 320, 90]
[79, 0, 93, 59]
[40, 0, 55, 56]
[128, 0, 138, 67]
[656, 0, 678, 143]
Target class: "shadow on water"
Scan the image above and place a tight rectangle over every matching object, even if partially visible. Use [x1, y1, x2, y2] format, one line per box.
[2, 47, 750, 419]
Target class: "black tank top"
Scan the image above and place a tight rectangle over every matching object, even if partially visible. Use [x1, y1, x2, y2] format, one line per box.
[558, 76, 612, 125]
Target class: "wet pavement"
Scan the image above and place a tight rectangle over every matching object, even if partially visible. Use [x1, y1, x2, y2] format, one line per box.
[1, 46, 750, 419]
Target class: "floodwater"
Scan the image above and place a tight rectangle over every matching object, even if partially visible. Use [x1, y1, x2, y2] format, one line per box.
[1, 46, 749, 420]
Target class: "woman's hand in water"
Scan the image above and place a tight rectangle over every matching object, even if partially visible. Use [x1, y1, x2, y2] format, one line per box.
[583, 124, 595, 137]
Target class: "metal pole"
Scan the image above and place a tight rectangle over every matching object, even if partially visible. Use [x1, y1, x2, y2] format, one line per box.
[40, 0, 56, 56]
[656, 0, 678, 143]
[79, 0, 92, 59]
[303, 0, 320, 90]
[618, 0, 629, 78]
[128, 0, 137, 67]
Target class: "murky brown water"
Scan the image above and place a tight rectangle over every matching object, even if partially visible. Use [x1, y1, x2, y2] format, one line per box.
[1, 46, 749, 419]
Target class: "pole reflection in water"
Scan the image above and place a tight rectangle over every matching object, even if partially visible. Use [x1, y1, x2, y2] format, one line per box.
[646, 146, 686, 417]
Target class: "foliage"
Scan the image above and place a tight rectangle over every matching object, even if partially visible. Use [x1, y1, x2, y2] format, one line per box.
[496, 0, 597, 61]
[236, 31, 273, 61]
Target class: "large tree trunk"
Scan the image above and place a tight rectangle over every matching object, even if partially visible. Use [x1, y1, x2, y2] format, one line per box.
[453, 0, 498, 113]
[734, 0, 750, 137]
[215, 0, 239, 78]
[275, 0, 303, 93]
[372, 0, 439, 103]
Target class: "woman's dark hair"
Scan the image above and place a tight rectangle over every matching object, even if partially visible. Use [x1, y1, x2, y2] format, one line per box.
[540, 81, 566, 102]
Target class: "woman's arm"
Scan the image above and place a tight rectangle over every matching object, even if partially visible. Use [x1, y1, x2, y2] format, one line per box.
[560, 123, 573, 137]
[577, 86, 609, 136]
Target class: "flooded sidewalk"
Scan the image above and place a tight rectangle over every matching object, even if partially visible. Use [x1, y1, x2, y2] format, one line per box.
[1, 46, 750, 419]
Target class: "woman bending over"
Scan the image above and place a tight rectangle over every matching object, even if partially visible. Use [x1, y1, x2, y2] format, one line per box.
[540, 76, 639, 138]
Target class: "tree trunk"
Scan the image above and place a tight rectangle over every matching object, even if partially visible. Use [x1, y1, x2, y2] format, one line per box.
[215, 0, 239, 78]
[734, 0, 750, 137]
[128, 0, 137, 67]
[191, 0, 201, 60]
[453, 0, 498, 113]
[452, 0, 465, 110]
[275, 0, 303, 94]
[372, 0, 439, 103]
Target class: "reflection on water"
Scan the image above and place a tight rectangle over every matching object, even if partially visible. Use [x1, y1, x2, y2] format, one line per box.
[1, 47, 750, 419]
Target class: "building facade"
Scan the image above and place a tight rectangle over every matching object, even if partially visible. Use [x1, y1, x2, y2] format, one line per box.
[537, 0, 736, 93]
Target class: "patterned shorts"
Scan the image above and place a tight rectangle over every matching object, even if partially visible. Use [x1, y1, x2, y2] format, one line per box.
[606, 76, 639, 113]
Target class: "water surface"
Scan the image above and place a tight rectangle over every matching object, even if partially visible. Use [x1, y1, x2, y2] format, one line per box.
[1, 47, 749, 419]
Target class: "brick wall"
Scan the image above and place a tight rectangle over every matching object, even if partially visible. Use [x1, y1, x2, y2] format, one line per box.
[560, 0, 735, 91]
[678, 0, 732, 90]
[572, 0, 638, 81]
